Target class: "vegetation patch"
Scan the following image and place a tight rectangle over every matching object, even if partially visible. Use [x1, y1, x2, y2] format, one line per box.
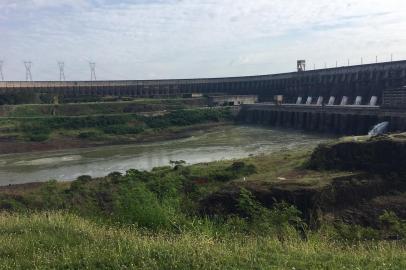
[6, 108, 233, 142]
[308, 134, 406, 175]
[0, 141, 406, 268]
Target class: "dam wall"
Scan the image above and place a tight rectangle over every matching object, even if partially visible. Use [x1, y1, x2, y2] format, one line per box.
[238, 104, 406, 135]
[1, 60, 406, 105]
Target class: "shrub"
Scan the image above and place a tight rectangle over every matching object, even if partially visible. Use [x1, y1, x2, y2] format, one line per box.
[209, 162, 257, 182]
[114, 182, 172, 229]
[333, 223, 380, 241]
[70, 175, 92, 191]
[21, 122, 51, 141]
[237, 188, 304, 236]
[28, 132, 50, 142]
[33, 180, 65, 209]
[78, 131, 100, 139]
[107, 172, 123, 183]
[379, 211, 406, 239]
[0, 198, 25, 211]
[103, 125, 144, 135]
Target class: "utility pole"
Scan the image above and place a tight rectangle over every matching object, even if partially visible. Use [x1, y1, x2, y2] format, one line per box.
[24, 61, 33, 81]
[89, 62, 96, 81]
[0, 61, 4, 81]
[376, 56, 378, 63]
[361, 57, 363, 65]
[58, 61, 65, 81]
[391, 54, 393, 62]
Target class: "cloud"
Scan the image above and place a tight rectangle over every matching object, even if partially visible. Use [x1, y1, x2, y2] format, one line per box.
[1, 0, 406, 80]
[0, 0, 89, 10]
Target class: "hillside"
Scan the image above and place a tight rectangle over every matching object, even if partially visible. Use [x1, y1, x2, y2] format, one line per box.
[0, 137, 405, 269]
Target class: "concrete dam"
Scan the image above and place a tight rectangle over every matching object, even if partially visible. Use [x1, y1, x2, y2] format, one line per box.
[1, 60, 406, 103]
[1, 60, 406, 135]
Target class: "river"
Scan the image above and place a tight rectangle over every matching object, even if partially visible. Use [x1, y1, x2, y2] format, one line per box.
[0, 125, 332, 185]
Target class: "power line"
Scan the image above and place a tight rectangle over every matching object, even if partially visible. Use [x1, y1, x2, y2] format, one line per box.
[24, 61, 33, 81]
[58, 61, 65, 81]
[89, 62, 96, 81]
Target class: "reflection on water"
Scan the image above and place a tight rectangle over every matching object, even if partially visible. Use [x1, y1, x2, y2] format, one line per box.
[0, 125, 332, 185]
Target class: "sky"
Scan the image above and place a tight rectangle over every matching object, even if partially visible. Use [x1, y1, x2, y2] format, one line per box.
[1, 0, 406, 81]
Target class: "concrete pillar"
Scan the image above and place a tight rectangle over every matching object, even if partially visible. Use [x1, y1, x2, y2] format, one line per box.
[294, 112, 300, 128]
[318, 112, 325, 132]
[276, 111, 283, 126]
[324, 113, 333, 132]
[310, 112, 319, 131]
[339, 114, 348, 134]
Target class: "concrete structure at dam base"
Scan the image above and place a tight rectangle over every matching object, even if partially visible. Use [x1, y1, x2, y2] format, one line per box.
[238, 101, 406, 135]
[238, 86, 406, 135]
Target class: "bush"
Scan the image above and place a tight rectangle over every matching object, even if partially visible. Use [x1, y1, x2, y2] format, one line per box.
[114, 182, 172, 229]
[28, 132, 50, 142]
[237, 188, 304, 236]
[70, 175, 92, 191]
[142, 108, 232, 129]
[103, 125, 144, 135]
[209, 162, 256, 182]
[107, 172, 123, 183]
[379, 211, 406, 239]
[34, 180, 65, 209]
[333, 223, 380, 241]
[78, 131, 100, 139]
[21, 122, 51, 141]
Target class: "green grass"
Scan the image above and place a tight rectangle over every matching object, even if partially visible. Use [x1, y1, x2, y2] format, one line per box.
[0, 212, 404, 269]
[3, 98, 207, 117]
[1, 146, 405, 269]
[0, 107, 233, 142]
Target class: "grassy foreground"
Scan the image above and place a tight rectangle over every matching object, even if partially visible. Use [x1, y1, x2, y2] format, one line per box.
[1, 144, 406, 269]
[1, 212, 404, 270]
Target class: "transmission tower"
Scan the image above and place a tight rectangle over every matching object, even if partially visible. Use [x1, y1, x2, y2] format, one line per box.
[0, 61, 4, 81]
[58, 61, 65, 81]
[24, 61, 33, 81]
[89, 62, 96, 81]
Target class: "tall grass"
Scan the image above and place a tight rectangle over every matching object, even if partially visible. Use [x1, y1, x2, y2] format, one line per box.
[1, 152, 405, 269]
[0, 212, 404, 270]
